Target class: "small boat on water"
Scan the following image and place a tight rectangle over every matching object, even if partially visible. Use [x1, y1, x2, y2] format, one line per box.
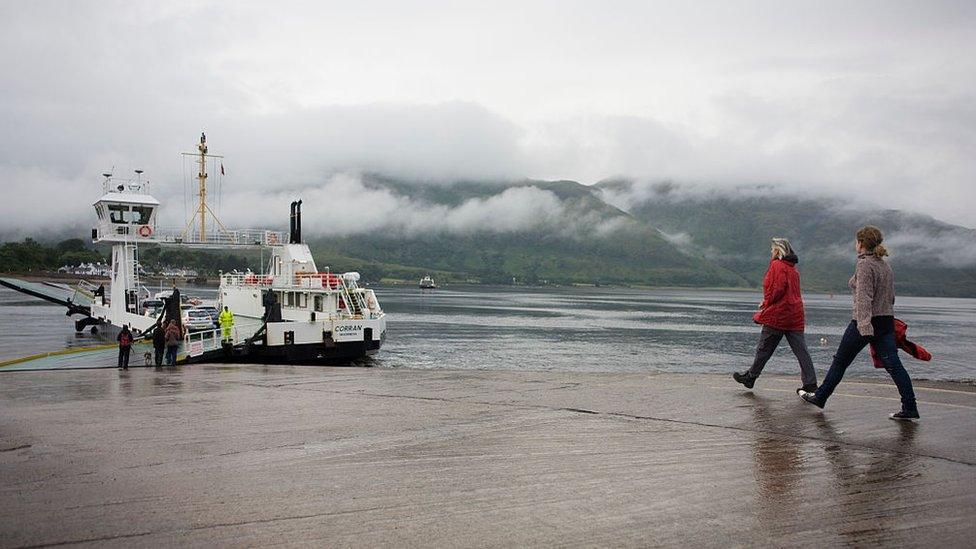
[0, 134, 386, 365]
[419, 275, 436, 289]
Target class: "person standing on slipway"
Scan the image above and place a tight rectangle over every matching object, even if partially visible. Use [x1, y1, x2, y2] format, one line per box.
[733, 238, 818, 394]
[152, 323, 166, 367]
[116, 324, 132, 370]
[164, 320, 182, 366]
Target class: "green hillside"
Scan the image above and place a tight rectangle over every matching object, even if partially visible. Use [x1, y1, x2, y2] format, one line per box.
[596, 180, 976, 296]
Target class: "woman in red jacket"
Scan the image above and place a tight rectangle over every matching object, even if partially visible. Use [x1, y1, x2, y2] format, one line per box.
[733, 238, 818, 393]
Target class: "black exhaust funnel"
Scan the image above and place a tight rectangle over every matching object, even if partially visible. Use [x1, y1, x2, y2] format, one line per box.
[295, 200, 302, 243]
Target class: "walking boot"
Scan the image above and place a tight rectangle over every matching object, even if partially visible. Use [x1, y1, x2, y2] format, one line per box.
[796, 383, 817, 395]
[799, 391, 825, 409]
[732, 371, 756, 389]
[889, 410, 920, 421]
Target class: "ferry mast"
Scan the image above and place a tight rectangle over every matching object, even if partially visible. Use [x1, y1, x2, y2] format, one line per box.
[180, 132, 229, 242]
[196, 133, 207, 239]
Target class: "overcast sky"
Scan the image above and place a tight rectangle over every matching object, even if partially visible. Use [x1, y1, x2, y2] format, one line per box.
[1, 0, 974, 232]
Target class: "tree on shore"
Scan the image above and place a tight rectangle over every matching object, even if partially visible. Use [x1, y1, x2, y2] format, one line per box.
[0, 238, 105, 273]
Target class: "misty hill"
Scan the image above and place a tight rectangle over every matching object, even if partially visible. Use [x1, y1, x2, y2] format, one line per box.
[305, 176, 975, 296]
[4, 175, 973, 297]
[595, 180, 976, 297]
[306, 176, 748, 287]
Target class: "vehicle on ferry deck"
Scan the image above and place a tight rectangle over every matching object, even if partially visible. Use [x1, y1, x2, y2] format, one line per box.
[194, 305, 220, 328]
[183, 309, 216, 332]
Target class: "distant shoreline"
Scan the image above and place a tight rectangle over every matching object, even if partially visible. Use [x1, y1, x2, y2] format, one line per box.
[3, 271, 975, 299]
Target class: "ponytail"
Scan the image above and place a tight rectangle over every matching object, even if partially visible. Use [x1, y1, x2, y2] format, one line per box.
[873, 243, 889, 258]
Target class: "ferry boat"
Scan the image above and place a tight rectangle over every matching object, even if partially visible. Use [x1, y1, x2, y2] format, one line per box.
[213, 200, 386, 363]
[0, 134, 386, 365]
[419, 275, 436, 289]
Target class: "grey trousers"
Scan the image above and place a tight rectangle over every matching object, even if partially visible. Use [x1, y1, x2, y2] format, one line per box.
[747, 325, 817, 387]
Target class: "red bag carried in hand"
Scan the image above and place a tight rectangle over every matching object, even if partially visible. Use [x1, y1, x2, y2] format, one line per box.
[870, 318, 932, 368]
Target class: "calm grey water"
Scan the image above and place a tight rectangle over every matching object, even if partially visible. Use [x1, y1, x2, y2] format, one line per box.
[1, 285, 973, 381]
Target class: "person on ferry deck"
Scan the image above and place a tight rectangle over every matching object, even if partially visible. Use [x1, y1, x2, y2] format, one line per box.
[733, 238, 818, 394]
[219, 306, 235, 342]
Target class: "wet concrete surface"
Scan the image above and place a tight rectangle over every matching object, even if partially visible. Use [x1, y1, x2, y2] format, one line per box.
[0, 366, 974, 547]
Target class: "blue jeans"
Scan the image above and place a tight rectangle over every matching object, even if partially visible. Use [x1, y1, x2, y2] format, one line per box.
[165, 345, 178, 365]
[815, 320, 917, 412]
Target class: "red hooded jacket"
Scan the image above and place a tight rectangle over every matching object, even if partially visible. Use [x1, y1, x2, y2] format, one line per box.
[753, 256, 805, 332]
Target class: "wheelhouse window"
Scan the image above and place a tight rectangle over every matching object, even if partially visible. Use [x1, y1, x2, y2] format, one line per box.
[313, 295, 323, 312]
[299, 293, 307, 308]
[286, 292, 295, 307]
[107, 204, 130, 224]
[131, 205, 154, 224]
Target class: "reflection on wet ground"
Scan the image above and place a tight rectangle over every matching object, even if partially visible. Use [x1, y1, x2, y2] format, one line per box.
[745, 391, 936, 545]
[0, 367, 973, 546]
[747, 393, 806, 535]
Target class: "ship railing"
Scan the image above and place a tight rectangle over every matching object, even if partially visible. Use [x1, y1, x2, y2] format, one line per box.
[293, 272, 343, 289]
[103, 177, 150, 195]
[71, 279, 101, 306]
[76, 279, 99, 295]
[220, 272, 357, 293]
[221, 273, 274, 287]
[155, 227, 287, 248]
[276, 273, 370, 317]
[182, 318, 265, 358]
[93, 225, 146, 241]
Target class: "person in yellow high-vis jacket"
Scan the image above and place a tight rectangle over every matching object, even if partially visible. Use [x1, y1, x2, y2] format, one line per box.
[219, 306, 235, 342]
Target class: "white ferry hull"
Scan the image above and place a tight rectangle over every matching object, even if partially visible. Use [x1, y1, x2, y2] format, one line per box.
[179, 317, 386, 365]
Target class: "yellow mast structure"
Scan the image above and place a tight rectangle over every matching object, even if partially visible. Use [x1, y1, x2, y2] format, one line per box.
[197, 133, 207, 239]
[181, 132, 229, 242]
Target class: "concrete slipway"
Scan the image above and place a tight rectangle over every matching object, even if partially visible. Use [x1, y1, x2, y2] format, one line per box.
[1, 366, 974, 547]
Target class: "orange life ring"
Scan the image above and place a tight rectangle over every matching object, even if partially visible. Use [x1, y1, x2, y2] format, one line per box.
[138, 225, 153, 238]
